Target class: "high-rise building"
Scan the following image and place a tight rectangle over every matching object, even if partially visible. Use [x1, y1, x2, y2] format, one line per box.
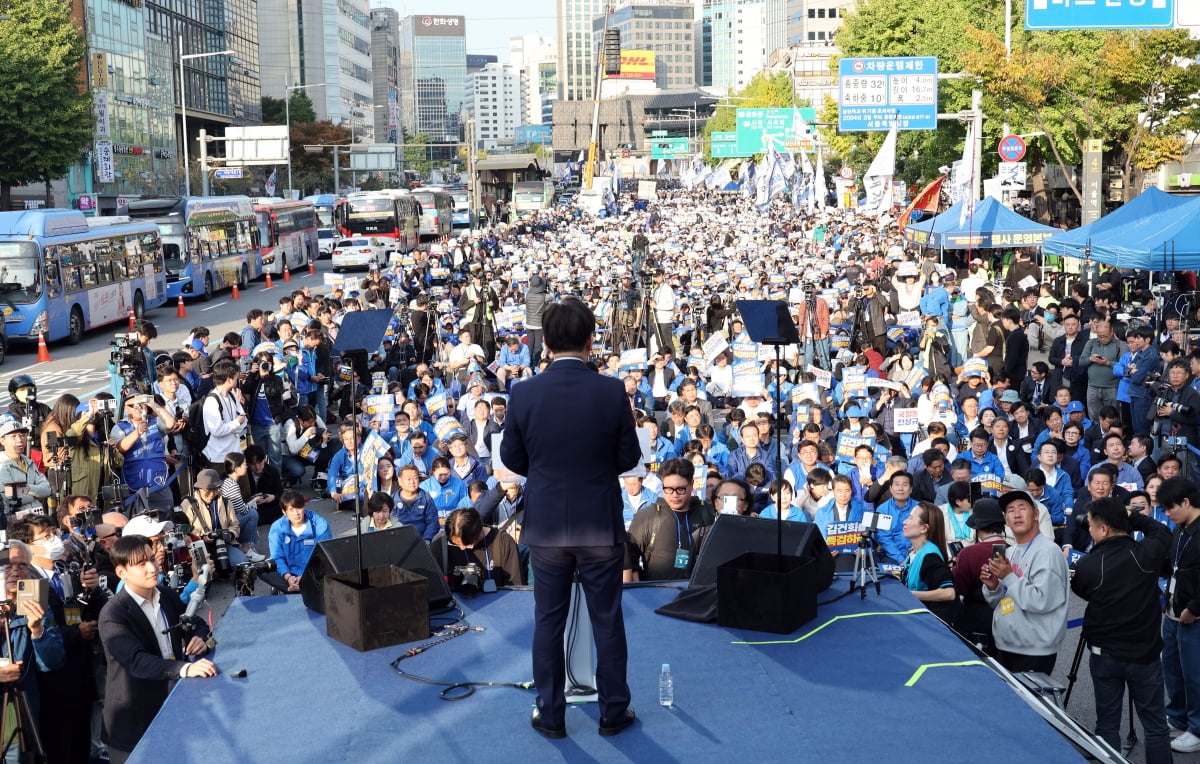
[465, 63, 525, 150]
[256, 0, 375, 134]
[785, 0, 852, 46]
[467, 54, 499, 75]
[372, 8, 401, 144]
[398, 14, 467, 143]
[510, 33, 557, 126]
[700, 0, 786, 94]
[592, 0, 696, 91]
[557, 0, 608, 100]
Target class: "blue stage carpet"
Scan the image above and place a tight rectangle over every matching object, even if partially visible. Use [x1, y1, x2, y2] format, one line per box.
[130, 580, 1085, 763]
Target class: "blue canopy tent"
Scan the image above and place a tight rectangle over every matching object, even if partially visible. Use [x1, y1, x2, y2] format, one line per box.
[903, 196, 1059, 250]
[1041, 189, 1200, 270]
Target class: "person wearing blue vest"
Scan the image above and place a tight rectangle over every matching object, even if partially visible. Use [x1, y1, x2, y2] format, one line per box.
[899, 501, 957, 624]
[420, 456, 473, 524]
[874, 471, 919, 563]
[109, 394, 178, 513]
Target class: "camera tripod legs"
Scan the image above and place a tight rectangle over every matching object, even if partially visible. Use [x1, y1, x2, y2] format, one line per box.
[850, 541, 882, 600]
[1, 685, 45, 761]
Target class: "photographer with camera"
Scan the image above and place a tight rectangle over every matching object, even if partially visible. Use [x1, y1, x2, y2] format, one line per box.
[240, 350, 289, 471]
[430, 506, 524, 590]
[200, 360, 248, 471]
[179, 469, 250, 572]
[7, 375, 51, 465]
[98, 534, 216, 764]
[282, 406, 333, 490]
[41, 394, 104, 501]
[108, 393, 177, 515]
[0, 417, 51, 514]
[1154, 359, 1200, 482]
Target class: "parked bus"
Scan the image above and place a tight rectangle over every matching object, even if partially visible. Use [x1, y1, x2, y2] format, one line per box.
[411, 189, 453, 240]
[344, 190, 420, 254]
[0, 209, 165, 345]
[512, 180, 555, 219]
[251, 198, 318, 276]
[446, 187, 470, 228]
[304, 193, 349, 257]
[125, 196, 256, 301]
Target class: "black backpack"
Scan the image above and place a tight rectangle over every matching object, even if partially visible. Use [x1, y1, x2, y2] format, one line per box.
[184, 391, 222, 458]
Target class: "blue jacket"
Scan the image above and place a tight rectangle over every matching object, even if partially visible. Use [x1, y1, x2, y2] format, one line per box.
[1038, 481, 1066, 525]
[420, 474, 472, 518]
[0, 609, 64, 715]
[392, 489, 441, 541]
[759, 503, 806, 521]
[966, 450, 1006, 478]
[328, 447, 369, 499]
[812, 500, 866, 535]
[451, 455, 488, 485]
[875, 496, 919, 562]
[727, 446, 777, 483]
[919, 286, 951, 328]
[268, 510, 332, 577]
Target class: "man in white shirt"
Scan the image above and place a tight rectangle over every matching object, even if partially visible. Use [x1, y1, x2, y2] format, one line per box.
[650, 270, 675, 355]
[202, 362, 247, 469]
[446, 328, 486, 385]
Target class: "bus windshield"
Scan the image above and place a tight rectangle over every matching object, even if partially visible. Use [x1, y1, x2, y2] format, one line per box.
[255, 211, 272, 246]
[0, 241, 42, 304]
[346, 198, 395, 235]
[412, 194, 436, 210]
[314, 206, 336, 227]
[155, 221, 187, 275]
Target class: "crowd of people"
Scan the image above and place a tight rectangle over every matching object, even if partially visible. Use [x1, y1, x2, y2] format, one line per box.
[0, 185, 1198, 759]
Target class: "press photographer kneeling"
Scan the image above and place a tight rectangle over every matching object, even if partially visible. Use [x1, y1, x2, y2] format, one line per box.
[431, 507, 523, 592]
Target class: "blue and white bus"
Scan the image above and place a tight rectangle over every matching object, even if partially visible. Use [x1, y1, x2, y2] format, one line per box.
[0, 209, 165, 345]
[303, 193, 348, 257]
[125, 196, 256, 301]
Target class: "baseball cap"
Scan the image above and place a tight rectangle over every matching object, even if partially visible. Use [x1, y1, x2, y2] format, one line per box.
[1065, 401, 1085, 414]
[282, 338, 299, 350]
[1000, 474, 1027, 492]
[0, 418, 29, 438]
[967, 498, 1003, 530]
[998, 489, 1036, 512]
[124, 514, 174, 538]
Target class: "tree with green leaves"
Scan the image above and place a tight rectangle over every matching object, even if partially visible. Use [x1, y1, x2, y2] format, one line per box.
[701, 71, 795, 163]
[0, 0, 93, 208]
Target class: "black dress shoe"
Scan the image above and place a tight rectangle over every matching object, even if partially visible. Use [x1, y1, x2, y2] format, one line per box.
[530, 708, 566, 739]
[598, 708, 636, 737]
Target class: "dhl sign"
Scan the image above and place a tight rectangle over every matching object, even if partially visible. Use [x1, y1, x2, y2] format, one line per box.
[605, 49, 656, 80]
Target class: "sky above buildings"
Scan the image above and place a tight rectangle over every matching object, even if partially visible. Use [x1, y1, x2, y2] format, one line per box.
[378, 0, 557, 62]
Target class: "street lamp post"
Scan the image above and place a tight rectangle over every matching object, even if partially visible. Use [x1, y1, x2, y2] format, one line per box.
[180, 37, 233, 196]
[285, 82, 327, 197]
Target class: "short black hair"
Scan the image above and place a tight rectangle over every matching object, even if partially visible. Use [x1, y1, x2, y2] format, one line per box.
[1089, 496, 1130, 533]
[542, 297, 594, 354]
[1159, 477, 1200, 512]
[110, 535, 156, 568]
[660, 457, 695, 483]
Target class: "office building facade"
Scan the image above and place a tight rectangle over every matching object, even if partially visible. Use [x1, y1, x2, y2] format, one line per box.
[397, 14, 467, 143]
[510, 33, 557, 126]
[372, 7, 401, 144]
[557, 0, 607, 100]
[700, 0, 786, 94]
[593, 0, 696, 91]
[466, 63, 524, 150]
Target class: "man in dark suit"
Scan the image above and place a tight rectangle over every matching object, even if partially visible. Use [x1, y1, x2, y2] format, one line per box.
[1048, 314, 1090, 402]
[989, 418, 1030, 478]
[501, 297, 642, 740]
[1129, 435, 1158, 485]
[98, 535, 217, 763]
[246, 444, 284, 526]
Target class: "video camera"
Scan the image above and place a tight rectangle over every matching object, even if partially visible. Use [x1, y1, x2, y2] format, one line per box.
[109, 333, 148, 393]
[69, 507, 103, 535]
[204, 530, 236, 577]
[452, 562, 496, 594]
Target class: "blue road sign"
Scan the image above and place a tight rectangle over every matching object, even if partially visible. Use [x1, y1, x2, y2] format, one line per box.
[1025, 0, 1173, 30]
[837, 57, 938, 133]
[214, 168, 244, 179]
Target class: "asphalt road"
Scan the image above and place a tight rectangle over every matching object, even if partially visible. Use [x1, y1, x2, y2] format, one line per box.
[4, 257, 1195, 762]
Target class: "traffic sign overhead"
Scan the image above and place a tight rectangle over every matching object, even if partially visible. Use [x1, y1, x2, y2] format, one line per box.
[998, 134, 1027, 163]
[734, 107, 817, 156]
[1025, 0, 1173, 30]
[837, 57, 938, 133]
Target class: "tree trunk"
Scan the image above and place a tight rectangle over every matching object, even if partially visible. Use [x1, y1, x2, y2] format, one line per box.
[0, 181, 11, 211]
[44, 178, 52, 208]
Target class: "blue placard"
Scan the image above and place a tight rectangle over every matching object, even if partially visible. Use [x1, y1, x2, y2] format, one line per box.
[1025, 0, 1173, 30]
[837, 56, 938, 133]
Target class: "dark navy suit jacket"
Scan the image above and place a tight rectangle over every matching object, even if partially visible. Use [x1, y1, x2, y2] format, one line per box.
[501, 357, 641, 547]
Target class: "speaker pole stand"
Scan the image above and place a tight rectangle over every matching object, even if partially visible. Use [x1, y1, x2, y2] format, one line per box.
[563, 573, 597, 703]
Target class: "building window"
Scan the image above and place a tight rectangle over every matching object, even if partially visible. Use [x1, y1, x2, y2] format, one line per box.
[817, 8, 826, 17]
[807, 8, 815, 17]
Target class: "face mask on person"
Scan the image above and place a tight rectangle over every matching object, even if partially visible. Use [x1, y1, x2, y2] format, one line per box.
[39, 535, 65, 561]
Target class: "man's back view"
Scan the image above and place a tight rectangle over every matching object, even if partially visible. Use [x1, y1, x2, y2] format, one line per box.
[501, 297, 642, 739]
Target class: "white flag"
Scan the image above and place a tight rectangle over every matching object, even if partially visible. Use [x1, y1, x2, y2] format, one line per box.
[814, 144, 826, 210]
[957, 125, 977, 227]
[862, 123, 898, 213]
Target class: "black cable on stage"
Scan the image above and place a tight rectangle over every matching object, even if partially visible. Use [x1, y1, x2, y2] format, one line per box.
[388, 597, 535, 701]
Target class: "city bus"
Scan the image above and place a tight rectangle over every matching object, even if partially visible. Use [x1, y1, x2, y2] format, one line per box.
[125, 196, 256, 301]
[304, 193, 349, 256]
[0, 209, 165, 345]
[251, 198, 318, 276]
[410, 189, 453, 241]
[344, 190, 420, 254]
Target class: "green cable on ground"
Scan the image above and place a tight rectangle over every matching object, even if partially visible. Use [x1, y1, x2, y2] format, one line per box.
[904, 661, 987, 687]
[731, 608, 930, 646]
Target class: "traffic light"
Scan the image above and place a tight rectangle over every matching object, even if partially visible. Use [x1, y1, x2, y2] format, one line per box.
[603, 29, 622, 76]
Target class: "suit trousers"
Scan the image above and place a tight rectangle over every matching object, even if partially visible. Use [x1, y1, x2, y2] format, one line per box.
[528, 543, 630, 725]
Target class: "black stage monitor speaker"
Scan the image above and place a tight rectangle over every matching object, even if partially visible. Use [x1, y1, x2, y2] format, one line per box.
[300, 526, 453, 614]
[689, 514, 834, 592]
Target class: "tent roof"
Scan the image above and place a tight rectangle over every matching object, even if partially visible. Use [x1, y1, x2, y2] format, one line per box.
[1042, 189, 1200, 270]
[903, 197, 1058, 250]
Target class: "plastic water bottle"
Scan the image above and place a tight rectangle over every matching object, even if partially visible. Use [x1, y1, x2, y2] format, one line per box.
[659, 663, 674, 707]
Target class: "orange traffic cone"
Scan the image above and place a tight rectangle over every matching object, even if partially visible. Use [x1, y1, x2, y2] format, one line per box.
[231, 282, 240, 300]
[127, 306, 135, 332]
[264, 270, 273, 290]
[176, 294, 187, 318]
[308, 256, 316, 276]
[283, 262, 291, 283]
[36, 330, 50, 363]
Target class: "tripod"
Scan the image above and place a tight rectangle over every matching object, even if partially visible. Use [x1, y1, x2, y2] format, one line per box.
[850, 528, 882, 599]
[0, 609, 45, 762]
[801, 294, 831, 371]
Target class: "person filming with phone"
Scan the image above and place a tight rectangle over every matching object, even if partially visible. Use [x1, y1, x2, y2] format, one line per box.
[981, 488, 1069, 674]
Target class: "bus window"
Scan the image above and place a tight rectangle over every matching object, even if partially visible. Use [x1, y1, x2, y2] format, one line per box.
[65, 267, 82, 292]
[43, 252, 61, 299]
